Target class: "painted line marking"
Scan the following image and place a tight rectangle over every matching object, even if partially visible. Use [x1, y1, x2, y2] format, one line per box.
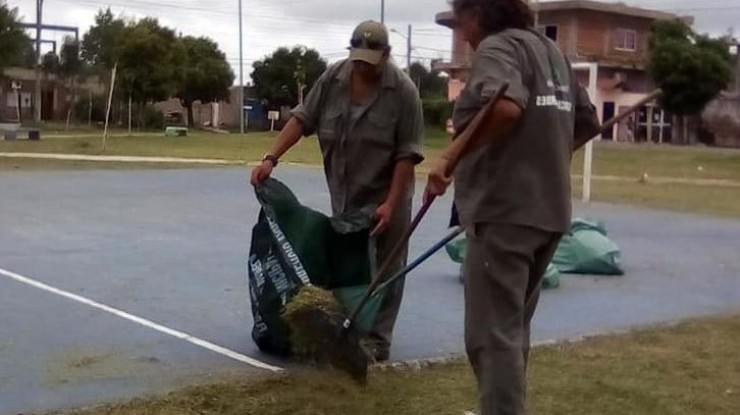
[0, 267, 283, 373]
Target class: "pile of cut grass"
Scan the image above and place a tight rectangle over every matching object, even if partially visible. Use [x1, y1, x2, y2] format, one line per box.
[282, 285, 346, 359]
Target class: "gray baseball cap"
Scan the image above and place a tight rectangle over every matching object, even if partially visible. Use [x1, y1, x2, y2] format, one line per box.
[349, 20, 390, 66]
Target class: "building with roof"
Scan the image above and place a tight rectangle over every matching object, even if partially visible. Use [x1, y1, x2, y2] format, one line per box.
[434, 0, 694, 142]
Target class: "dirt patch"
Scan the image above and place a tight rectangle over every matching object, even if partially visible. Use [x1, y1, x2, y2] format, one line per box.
[44, 347, 168, 387]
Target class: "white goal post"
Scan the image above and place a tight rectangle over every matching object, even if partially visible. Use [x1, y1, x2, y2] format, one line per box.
[571, 62, 598, 203]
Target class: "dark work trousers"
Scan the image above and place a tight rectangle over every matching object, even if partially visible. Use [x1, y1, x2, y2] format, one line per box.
[464, 222, 562, 415]
[368, 197, 412, 350]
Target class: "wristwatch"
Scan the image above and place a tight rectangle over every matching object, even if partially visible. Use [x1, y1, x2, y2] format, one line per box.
[262, 154, 279, 167]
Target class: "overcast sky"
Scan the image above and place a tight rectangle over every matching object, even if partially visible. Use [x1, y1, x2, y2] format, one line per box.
[10, 0, 740, 83]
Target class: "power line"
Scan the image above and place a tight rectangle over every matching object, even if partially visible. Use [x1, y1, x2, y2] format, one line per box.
[52, 0, 455, 69]
[59, 0, 358, 29]
[413, 45, 451, 53]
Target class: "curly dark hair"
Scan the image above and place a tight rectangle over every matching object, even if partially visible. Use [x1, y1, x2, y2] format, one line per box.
[451, 0, 535, 33]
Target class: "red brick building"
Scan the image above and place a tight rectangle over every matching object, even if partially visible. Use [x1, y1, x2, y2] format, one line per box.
[434, 0, 694, 142]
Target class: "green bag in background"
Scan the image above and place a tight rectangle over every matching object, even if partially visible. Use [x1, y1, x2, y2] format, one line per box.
[551, 218, 624, 276]
[445, 234, 467, 264]
[542, 263, 561, 289]
[448, 232, 562, 289]
[444, 218, 624, 283]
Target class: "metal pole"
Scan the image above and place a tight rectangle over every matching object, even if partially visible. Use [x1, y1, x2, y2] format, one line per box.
[735, 43, 740, 90]
[406, 24, 412, 75]
[15, 87, 21, 123]
[381, 0, 385, 23]
[35, 0, 44, 123]
[238, 0, 245, 134]
[533, 0, 539, 27]
[102, 63, 117, 152]
[582, 62, 598, 203]
[128, 94, 132, 136]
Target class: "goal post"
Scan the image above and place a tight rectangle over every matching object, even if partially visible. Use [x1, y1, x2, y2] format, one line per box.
[571, 62, 599, 203]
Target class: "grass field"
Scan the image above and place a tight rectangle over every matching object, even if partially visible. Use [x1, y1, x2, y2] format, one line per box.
[2, 131, 740, 217]
[3, 131, 738, 179]
[60, 314, 740, 415]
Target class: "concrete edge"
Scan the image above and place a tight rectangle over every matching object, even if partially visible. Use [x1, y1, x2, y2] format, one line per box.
[369, 316, 718, 374]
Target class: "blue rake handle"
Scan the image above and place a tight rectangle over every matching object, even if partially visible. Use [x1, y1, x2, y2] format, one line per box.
[369, 226, 465, 300]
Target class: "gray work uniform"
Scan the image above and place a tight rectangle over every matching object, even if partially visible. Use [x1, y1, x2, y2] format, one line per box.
[452, 29, 594, 415]
[292, 59, 424, 349]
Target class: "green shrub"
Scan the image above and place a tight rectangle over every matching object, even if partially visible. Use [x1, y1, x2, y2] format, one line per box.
[74, 94, 107, 124]
[422, 99, 453, 128]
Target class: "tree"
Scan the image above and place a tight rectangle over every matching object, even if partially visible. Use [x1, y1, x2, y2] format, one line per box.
[15, 41, 37, 69]
[175, 36, 235, 127]
[0, 1, 31, 74]
[81, 8, 126, 72]
[409, 62, 446, 98]
[252, 46, 327, 108]
[649, 20, 733, 143]
[59, 37, 87, 128]
[41, 51, 60, 75]
[702, 92, 740, 146]
[60, 37, 84, 79]
[114, 18, 185, 126]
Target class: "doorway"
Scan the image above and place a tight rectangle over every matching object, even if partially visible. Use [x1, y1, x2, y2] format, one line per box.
[602, 102, 616, 140]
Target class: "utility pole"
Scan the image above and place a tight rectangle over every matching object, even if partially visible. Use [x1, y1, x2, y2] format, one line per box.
[406, 24, 412, 76]
[735, 42, 740, 90]
[533, 0, 539, 27]
[238, 0, 245, 134]
[295, 49, 306, 105]
[381, 0, 385, 23]
[391, 27, 413, 75]
[35, 0, 44, 123]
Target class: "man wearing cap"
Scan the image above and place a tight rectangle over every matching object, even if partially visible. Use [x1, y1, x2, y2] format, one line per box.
[251, 20, 424, 362]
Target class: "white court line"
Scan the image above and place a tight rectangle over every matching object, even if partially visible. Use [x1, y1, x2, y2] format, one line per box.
[0, 267, 283, 373]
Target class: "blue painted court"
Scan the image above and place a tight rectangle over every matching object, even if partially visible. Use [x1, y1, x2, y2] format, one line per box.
[1, 167, 739, 414]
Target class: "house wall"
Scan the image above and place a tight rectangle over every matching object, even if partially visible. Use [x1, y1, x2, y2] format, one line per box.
[439, 6, 670, 139]
[537, 9, 653, 67]
[155, 88, 244, 129]
[1, 68, 106, 123]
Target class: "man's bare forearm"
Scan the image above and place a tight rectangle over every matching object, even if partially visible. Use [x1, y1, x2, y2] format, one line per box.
[266, 117, 305, 159]
[441, 98, 522, 166]
[385, 159, 415, 208]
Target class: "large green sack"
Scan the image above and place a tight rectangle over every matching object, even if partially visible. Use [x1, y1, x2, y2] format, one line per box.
[445, 235, 466, 264]
[542, 263, 562, 289]
[247, 178, 377, 356]
[551, 218, 624, 276]
[444, 218, 623, 281]
[448, 235, 561, 289]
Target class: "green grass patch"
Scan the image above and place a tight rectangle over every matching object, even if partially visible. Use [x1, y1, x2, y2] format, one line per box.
[60, 315, 740, 415]
[572, 142, 740, 182]
[4, 133, 740, 218]
[572, 178, 740, 218]
[0, 157, 224, 171]
[4, 133, 738, 182]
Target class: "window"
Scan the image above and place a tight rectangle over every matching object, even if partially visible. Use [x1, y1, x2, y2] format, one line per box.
[6, 92, 17, 108]
[615, 29, 637, 52]
[537, 25, 558, 41]
[5, 91, 32, 108]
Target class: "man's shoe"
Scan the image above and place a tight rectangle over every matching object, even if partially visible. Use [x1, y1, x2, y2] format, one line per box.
[370, 346, 390, 362]
[360, 338, 390, 363]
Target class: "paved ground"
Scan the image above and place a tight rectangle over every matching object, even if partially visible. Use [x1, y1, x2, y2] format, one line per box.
[1, 167, 739, 415]
[0, 152, 237, 165]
